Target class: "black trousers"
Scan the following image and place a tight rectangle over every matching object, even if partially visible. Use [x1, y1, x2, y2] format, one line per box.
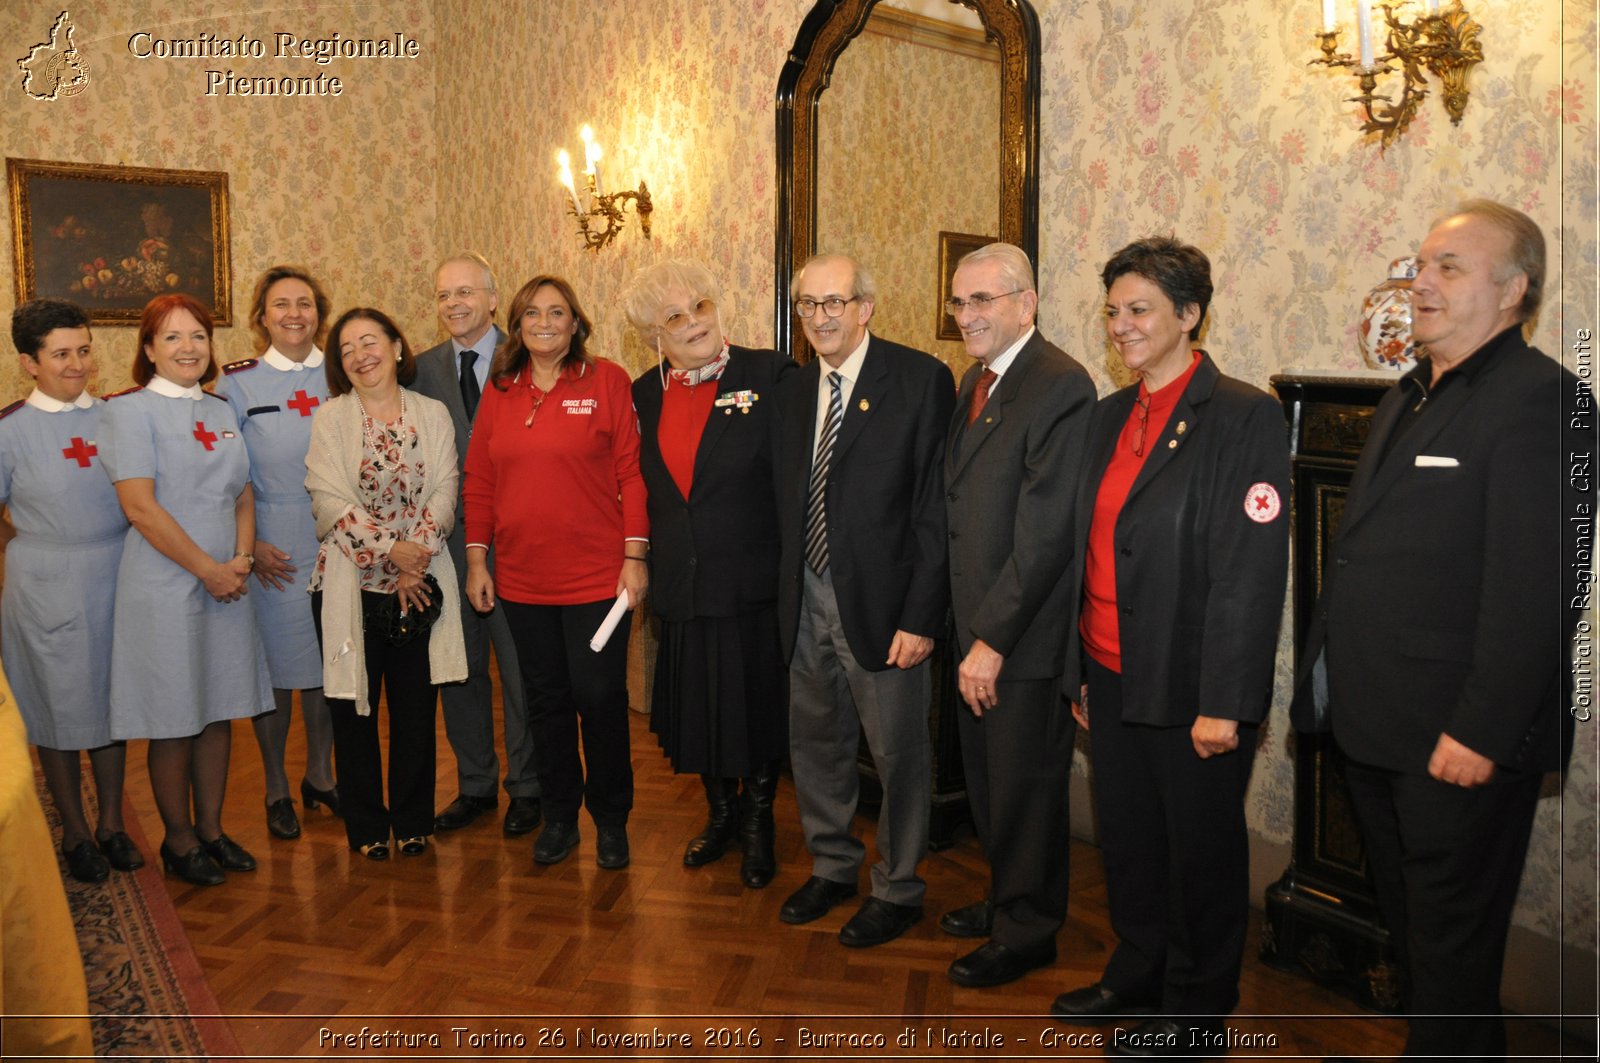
[1342, 756, 1542, 1058]
[312, 591, 438, 849]
[501, 598, 633, 829]
[957, 674, 1076, 952]
[1085, 657, 1256, 1016]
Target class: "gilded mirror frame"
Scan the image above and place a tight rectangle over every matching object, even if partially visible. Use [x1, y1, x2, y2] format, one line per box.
[774, 0, 1041, 360]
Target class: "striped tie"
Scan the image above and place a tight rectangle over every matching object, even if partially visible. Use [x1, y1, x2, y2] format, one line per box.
[805, 371, 843, 574]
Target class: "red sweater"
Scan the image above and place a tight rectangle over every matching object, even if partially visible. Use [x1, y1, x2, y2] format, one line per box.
[1080, 352, 1200, 672]
[463, 357, 648, 605]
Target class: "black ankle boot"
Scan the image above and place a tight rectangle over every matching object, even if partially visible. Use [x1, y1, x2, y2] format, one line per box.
[684, 776, 739, 867]
[738, 762, 779, 888]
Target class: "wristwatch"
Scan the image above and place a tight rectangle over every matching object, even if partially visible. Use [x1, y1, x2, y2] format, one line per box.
[234, 551, 256, 568]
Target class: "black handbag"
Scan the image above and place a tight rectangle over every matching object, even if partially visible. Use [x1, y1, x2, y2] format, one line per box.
[365, 573, 443, 647]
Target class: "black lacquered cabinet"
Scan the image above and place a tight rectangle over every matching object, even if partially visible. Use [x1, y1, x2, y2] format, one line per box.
[1260, 372, 1402, 1012]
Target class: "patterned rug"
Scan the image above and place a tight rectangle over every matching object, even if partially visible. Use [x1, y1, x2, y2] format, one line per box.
[38, 773, 240, 1059]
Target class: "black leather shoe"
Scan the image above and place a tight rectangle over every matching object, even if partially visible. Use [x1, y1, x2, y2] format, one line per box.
[200, 833, 257, 872]
[266, 797, 302, 839]
[948, 940, 1056, 988]
[64, 839, 110, 883]
[939, 898, 993, 938]
[1109, 1017, 1222, 1057]
[97, 831, 145, 872]
[160, 842, 225, 886]
[595, 825, 630, 870]
[434, 792, 497, 832]
[533, 821, 579, 864]
[838, 897, 923, 948]
[1051, 982, 1159, 1024]
[778, 875, 858, 925]
[503, 796, 543, 837]
[301, 778, 341, 817]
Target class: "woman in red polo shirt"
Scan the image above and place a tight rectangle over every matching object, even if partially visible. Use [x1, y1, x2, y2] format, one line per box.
[463, 275, 647, 871]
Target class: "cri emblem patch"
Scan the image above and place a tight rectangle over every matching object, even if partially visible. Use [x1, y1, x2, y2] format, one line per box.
[1245, 482, 1281, 523]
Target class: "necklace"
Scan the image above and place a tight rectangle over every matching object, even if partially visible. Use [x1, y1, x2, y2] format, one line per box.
[355, 390, 407, 458]
[519, 369, 552, 427]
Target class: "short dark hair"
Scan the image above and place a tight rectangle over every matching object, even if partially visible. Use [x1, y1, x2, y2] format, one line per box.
[249, 265, 331, 354]
[12, 298, 90, 357]
[1101, 236, 1214, 340]
[134, 294, 217, 386]
[324, 308, 418, 397]
[490, 275, 593, 387]
[1442, 198, 1545, 324]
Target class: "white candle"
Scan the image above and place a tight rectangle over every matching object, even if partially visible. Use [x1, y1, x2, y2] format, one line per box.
[590, 142, 604, 197]
[1357, 0, 1374, 67]
[1323, 0, 1337, 33]
[1427, 0, 1440, 12]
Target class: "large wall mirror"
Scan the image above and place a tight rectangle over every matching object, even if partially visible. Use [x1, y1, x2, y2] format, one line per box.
[775, 0, 1041, 363]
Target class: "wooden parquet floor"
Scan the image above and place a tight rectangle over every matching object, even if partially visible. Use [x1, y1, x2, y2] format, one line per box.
[104, 693, 1575, 1061]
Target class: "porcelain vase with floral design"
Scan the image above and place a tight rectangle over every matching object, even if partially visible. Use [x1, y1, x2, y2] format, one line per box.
[1359, 256, 1419, 371]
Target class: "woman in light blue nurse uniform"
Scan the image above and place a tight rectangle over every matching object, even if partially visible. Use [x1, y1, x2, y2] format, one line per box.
[214, 266, 338, 841]
[101, 293, 273, 888]
[1, 298, 141, 884]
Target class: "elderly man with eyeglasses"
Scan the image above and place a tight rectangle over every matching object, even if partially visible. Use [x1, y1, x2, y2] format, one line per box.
[941, 242, 1095, 989]
[773, 253, 955, 949]
[412, 251, 541, 839]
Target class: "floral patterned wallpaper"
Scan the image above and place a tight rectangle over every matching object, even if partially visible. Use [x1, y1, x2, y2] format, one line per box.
[2, 0, 1593, 952]
[817, 22, 998, 367]
[0, 1, 439, 398]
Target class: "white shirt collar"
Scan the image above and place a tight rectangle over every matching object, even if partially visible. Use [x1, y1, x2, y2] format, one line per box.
[821, 330, 872, 385]
[987, 325, 1035, 379]
[453, 327, 499, 362]
[146, 375, 206, 400]
[263, 345, 325, 372]
[25, 388, 95, 412]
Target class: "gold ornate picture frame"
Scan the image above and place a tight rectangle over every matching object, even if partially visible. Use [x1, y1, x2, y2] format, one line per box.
[7, 157, 232, 325]
[936, 230, 993, 341]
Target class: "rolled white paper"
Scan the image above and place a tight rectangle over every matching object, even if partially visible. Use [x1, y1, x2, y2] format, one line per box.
[590, 589, 630, 652]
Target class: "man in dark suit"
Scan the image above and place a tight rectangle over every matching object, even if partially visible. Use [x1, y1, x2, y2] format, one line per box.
[413, 252, 540, 836]
[1292, 200, 1584, 1058]
[943, 242, 1095, 988]
[775, 254, 955, 948]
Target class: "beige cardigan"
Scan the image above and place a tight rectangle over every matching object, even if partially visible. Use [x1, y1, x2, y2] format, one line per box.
[305, 389, 467, 714]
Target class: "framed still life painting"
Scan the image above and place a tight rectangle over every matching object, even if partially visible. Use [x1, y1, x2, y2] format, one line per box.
[936, 230, 994, 341]
[7, 157, 232, 325]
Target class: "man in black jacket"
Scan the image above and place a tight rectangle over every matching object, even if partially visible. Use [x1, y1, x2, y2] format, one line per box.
[1293, 200, 1585, 1058]
[775, 254, 954, 948]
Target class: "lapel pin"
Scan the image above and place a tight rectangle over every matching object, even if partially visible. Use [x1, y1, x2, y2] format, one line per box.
[858, 398, 870, 411]
[1167, 439, 1178, 449]
[1176, 421, 1187, 434]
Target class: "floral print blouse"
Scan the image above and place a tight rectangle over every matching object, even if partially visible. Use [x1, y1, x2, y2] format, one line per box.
[309, 419, 443, 594]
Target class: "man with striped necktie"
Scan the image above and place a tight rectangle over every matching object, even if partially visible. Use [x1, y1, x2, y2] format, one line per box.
[775, 253, 955, 949]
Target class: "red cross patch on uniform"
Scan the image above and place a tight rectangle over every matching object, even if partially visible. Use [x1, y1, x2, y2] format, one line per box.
[1245, 482, 1281, 523]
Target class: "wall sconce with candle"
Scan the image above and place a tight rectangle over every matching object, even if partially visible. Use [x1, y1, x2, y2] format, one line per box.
[1311, 0, 1484, 151]
[555, 125, 653, 252]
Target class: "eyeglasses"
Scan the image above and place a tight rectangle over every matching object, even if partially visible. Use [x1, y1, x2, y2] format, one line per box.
[661, 298, 717, 337]
[794, 295, 859, 318]
[945, 289, 1023, 315]
[436, 286, 492, 304]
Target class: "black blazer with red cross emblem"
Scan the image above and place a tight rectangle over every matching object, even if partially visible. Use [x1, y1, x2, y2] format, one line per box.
[1063, 351, 1291, 726]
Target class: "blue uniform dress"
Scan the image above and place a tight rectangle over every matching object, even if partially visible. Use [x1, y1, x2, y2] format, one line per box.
[99, 377, 272, 739]
[0, 391, 127, 749]
[212, 347, 328, 689]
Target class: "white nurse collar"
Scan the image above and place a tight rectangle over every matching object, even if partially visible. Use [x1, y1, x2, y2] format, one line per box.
[146, 375, 205, 400]
[25, 388, 95, 412]
[264, 345, 325, 372]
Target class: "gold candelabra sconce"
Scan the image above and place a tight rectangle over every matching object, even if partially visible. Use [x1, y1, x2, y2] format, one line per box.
[556, 126, 653, 252]
[1311, 0, 1484, 151]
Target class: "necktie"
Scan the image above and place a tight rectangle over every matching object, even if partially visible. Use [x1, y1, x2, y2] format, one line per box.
[805, 372, 843, 575]
[459, 349, 481, 422]
[966, 368, 998, 427]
